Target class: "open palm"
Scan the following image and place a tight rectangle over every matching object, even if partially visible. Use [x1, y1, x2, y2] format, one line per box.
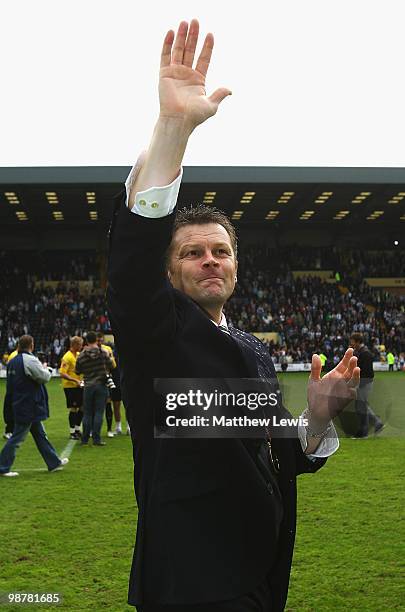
[159, 20, 231, 129]
[307, 349, 360, 422]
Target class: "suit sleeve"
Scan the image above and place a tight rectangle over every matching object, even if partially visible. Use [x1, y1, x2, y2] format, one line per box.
[107, 189, 178, 350]
[293, 436, 328, 475]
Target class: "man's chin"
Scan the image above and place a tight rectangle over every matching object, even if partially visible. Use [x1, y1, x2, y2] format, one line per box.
[193, 289, 229, 308]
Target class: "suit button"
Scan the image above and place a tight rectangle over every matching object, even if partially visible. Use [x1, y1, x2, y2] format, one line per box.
[267, 482, 273, 494]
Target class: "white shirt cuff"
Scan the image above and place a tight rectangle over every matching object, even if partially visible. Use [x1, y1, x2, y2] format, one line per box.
[298, 414, 339, 460]
[124, 152, 183, 218]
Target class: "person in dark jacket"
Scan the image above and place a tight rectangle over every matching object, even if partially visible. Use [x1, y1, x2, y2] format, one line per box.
[0, 335, 68, 477]
[350, 332, 384, 438]
[75, 331, 114, 446]
[107, 19, 361, 612]
[2, 360, 15, 440]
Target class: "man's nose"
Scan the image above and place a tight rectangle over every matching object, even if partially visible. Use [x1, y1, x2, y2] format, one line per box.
[201, 251, 219, 267]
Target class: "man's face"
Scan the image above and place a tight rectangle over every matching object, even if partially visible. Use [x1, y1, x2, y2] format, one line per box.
[168, 223, 237, 313]
[349, 338, 360, 350]
[96, 336, 103, 347]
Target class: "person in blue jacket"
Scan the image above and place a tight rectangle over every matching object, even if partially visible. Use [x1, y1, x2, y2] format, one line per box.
[0, 334, 68, 477]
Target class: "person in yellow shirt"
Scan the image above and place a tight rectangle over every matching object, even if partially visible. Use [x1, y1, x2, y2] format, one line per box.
[7, 349, 18, 363]
[96, 332, 117, 437]
[386, 351, 395, 372]
[59, 336, 84, 440]
[2, 343, 19, 439]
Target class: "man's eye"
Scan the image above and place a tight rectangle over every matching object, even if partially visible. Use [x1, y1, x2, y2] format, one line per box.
[187, 250, 198, 256]
[217, 249, 229, 255]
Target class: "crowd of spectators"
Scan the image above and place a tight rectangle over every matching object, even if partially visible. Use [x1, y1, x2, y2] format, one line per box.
[226, 269, 404, 366]
[1, 247, 404, 368]
[0, 282, 109, 367]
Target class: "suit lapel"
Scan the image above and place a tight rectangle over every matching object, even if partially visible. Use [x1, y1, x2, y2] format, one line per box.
[228, 327, 259, 378]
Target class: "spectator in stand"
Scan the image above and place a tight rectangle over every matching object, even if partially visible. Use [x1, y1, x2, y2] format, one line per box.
[75, 331, 114, 446]
[59, 336, 84, 439]
[0, 335, 68, 477]
[96, 332, 117, 437]
[350, 332, 385, 439]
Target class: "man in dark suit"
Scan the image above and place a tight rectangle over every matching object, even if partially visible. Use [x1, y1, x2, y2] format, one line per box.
[107, 19, 360, 611]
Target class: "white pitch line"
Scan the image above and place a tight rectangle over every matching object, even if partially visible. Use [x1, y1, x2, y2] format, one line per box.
[60, 438, 77, 459]
[16, 439, 78, 472]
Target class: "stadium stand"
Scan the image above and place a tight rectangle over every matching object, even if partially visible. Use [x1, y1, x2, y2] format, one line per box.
[0, 247, 404, 368]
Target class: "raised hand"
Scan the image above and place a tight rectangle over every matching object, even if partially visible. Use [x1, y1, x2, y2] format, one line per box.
[307, 349, 360, 423]
[159, 19, 232, 130]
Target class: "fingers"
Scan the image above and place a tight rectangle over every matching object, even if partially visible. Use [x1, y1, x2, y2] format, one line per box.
[160, 29, 175, 69]
[348, 366, 361, 389]
[335, 348, 354, 374]
[310, 354, 322, 382]
[161, 20, 215, 77]
[196, 32, 214, 77]
[183, 18, 199, 67]
[343, 356, 358, 381]
[172, 20, 189, 65]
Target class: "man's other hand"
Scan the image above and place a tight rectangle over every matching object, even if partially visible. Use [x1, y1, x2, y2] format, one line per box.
[307, 348, 360, 425]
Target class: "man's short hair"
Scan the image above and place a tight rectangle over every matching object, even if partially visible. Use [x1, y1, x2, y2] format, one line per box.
[86, 331, 97, 344]
[96, 332, 104, 339]
[350, 332, 363, 344]
[167, 205, 238, 267]
[18, 335, 34, 352]
[70, 335, 82, 346]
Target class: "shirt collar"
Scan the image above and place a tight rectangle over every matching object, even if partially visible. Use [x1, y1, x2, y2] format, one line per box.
[211, 312, 228, 329]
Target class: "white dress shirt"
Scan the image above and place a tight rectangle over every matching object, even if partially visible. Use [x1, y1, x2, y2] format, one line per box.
[124, 158, 339, 459]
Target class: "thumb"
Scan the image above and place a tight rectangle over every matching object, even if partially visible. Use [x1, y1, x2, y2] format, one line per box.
[310, 354, 322, 381]
[208, 88, 232, 107]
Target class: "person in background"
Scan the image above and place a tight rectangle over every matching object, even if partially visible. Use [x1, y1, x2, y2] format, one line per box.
[109, 347, 129, 435]
[59, 336, 84, 439]
[350, 332, 384, 438]
[2, 342, 19, 439]
[76, 331, 114, 446]
[280, 349, 288, 372]
[319, 351, 327, 371]
[0, 335, 68, 477]
[96, 332, 117, 438]
[386, 350, 395, 372]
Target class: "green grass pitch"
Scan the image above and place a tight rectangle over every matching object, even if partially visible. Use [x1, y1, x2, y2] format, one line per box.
[0, 373, 404, 611]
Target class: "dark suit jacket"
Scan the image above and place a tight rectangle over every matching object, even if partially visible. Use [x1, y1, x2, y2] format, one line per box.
[107, 191, 327, 611]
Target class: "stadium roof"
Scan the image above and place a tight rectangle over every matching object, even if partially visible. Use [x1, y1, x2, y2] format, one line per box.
[1, 166, 405, 229]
